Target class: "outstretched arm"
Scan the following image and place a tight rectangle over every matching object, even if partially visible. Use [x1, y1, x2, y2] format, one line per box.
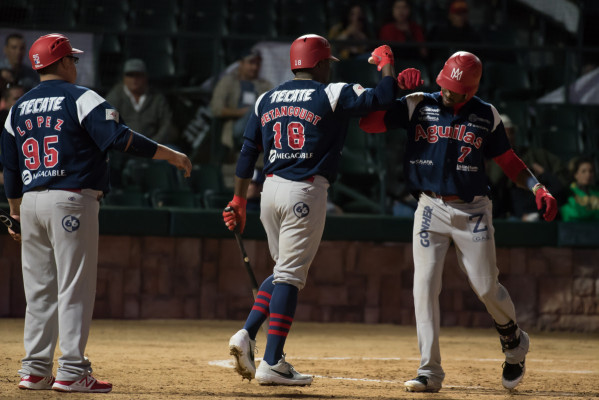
[493, 149, 557, 221]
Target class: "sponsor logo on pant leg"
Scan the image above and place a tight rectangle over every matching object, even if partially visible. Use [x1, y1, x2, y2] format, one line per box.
[419, 205, 433, 247]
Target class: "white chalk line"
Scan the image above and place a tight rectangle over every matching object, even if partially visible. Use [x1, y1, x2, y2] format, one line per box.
[209, 357, 598, 380]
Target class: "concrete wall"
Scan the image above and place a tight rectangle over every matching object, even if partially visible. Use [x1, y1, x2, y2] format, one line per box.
[1, 235, 598, 332]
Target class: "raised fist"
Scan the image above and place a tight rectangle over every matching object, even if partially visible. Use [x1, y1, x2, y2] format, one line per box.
[397, 68, 424, 90]
[368, 45, 394, 71]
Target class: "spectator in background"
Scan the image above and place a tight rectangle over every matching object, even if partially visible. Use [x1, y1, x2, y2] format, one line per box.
[210, 49, 272, 187]
[487, 114, 569, 220]
[428, 0, 479, 59]
[560, 156, 599, 221]
[0, 84, 25, 122]
[329, 3, 373, 60]
[0, 33, 39, 91]
[106, 58, 176, 145]
[378, 0, 428, 60]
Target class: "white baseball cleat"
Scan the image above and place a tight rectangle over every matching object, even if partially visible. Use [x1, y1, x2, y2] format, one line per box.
[255, 354, 313, 386]
[52, 375, 112, 393]
[404, 375, 442, 393]
[229, 329, 256, 381]
[18, 375, 55, 390]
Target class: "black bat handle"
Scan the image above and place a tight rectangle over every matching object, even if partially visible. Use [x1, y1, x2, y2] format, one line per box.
[0, 209, 20, 234]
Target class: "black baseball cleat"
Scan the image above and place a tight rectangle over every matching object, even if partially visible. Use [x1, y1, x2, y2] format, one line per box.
[404, 375, 442, 392]
[502, 359, 525, 389]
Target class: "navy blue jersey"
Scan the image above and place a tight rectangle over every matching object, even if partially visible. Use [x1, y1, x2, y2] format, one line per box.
[383, 92, 511, 202]
[243, 76, 396, 183]
[1, 80, 129, 195]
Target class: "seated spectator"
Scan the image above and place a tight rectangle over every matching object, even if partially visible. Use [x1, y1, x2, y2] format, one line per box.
[209, 49, 272, 187]
[378, 0, 427, 60]
[329, 3, 373, 60]
[106, 58, 176, 144]
[487, 114, 569, 220]
[0, 33, 39, 91]
[427, 0, 479, 59]
[560, 156, 599, 221]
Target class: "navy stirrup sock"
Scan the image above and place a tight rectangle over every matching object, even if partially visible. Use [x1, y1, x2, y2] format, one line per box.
[243, 275, 274, 339]
[263, 282, 298, 365]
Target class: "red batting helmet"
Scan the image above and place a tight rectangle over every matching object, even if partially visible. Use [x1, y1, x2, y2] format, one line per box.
[29, 33, 83, 70]
[290, 34, 339, 71]
[436, 51, 482, 98]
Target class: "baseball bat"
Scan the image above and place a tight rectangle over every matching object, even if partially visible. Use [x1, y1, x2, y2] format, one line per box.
[225, 206, 268, 333]
[0, 208, 20, 234]
[225, 207, 259, 298]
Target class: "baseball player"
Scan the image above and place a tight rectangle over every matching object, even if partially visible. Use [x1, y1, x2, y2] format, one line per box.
[223, 34, 397, 386]
[360, 52, 557, 392]
[0, 33, 191, 393]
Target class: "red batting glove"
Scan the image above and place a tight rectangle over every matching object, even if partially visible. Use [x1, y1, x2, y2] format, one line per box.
[223, 195, 248, 233]
[368, 45, 394, 71]
[533, 184, 557, 222]
[397, 68, 424, 90]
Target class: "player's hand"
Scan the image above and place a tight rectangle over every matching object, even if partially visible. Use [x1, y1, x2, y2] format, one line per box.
[533, 184, 557, 221]
[397, 68, 424, 90]
[9, 214, 21, 243]
[368, 45, 394, 71]
[167, 150, 192, 178]
[223, 195, 247, 234]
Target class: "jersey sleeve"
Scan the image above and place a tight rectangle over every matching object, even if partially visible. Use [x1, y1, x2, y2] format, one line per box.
[0, 109, 23, 198]
[242, 92, 266, 149]
[327, 75, 397, 116]
[483, 105, 512, 159]
[76, 89, 131, 151]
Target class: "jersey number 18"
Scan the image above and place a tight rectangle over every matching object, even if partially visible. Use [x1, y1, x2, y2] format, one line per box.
[273, 121, 305, 150]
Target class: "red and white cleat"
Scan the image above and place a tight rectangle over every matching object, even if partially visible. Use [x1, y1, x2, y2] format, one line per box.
[18, 375, 55, 390]
[52, 375, 112, 393]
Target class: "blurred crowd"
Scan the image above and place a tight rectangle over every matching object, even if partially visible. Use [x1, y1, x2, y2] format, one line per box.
[0, 0, 598, 221]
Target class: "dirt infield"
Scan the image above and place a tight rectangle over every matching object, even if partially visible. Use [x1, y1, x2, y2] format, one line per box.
[1, 319, 598, 399]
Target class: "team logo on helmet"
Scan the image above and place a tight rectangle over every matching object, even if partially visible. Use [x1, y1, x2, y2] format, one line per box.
[450, 68, 463, 81]
[32, 54, 40, 66]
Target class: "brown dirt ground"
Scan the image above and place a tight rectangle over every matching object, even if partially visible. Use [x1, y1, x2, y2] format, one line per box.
[0, 319, 598, 400]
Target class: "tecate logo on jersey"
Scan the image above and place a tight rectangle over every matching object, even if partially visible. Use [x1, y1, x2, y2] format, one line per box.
[269, 89, 315, 103]
[17, 97, 65, 115]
